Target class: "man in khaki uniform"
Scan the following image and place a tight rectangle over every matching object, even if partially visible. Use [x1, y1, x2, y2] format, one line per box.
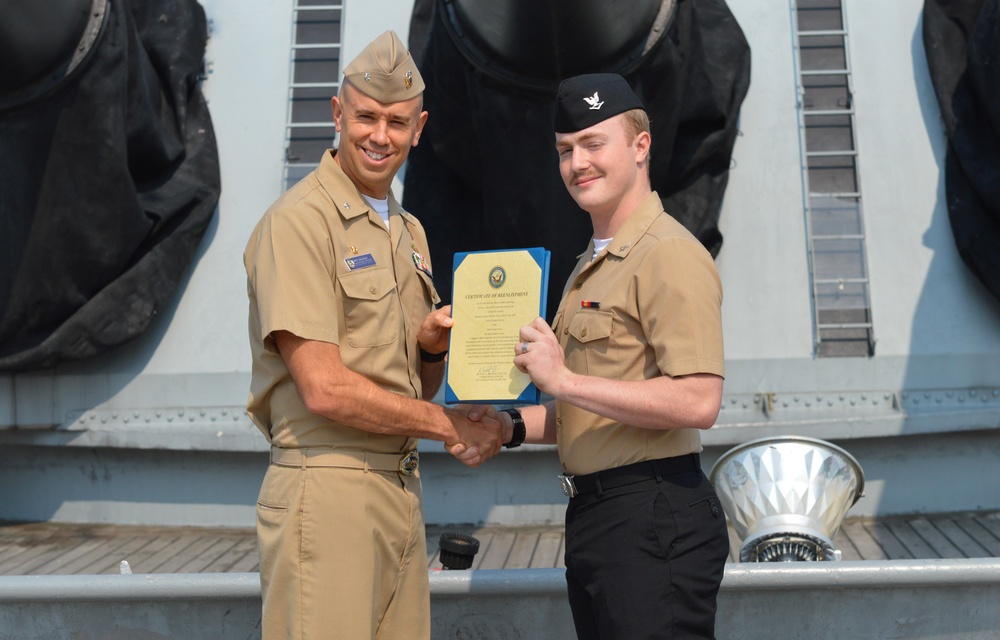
[243, 31, 504, 639]
[503, 74, 730, 639]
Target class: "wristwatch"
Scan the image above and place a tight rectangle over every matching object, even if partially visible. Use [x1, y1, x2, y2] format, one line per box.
[419, 347, 448, 363]
[502, 408, 525, 449]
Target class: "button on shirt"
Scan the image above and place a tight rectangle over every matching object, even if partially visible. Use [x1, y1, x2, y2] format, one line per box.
[244, 149, 441, 451]
[552, 191, 725, 475]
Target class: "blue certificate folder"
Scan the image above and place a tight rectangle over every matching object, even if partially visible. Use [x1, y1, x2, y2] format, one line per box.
[444, 247, 550, 405]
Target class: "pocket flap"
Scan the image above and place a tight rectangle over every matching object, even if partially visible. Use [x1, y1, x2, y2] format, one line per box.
[568, 310, 613, 343]
[338, 268, 395, 301]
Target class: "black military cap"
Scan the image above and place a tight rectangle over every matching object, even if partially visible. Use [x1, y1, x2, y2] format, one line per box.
[554, 73, 645, 133]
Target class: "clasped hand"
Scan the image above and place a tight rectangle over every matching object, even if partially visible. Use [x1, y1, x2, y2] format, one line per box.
[444, 404, 504, 468]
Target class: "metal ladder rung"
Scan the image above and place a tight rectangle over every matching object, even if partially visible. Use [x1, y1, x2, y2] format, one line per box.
[294, 4, 344, 11]
[803, 109, 854, 117]
[797, 29, 847, 37]
[287, 122, 337, 129]
[800, 69, 850, 76]
[806, 150, 857, 158]
[818, 322, 873, 330]
[809, 192, 861, 199]
[292, 43, 342, 51]
[814, 277, 869, 285]
[290, 82, 339, 89]
[811, 234, 866, 241]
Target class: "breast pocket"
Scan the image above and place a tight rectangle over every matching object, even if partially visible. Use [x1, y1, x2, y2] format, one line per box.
[338, 268, 400, 347]
[566, 310, 615, 375]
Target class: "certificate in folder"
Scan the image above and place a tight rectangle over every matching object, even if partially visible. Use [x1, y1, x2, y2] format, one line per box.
[445, 247, 550, 404]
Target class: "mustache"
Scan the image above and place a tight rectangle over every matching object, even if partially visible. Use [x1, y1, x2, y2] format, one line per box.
[571, 172, 601, 185]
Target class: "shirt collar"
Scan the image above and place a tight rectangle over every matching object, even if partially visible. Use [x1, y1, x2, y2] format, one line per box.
[316, 150, 416, 224]
[591, 191, 665, 261]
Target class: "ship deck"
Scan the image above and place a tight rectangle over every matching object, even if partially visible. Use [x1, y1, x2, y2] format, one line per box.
[2, 510, 999, 576]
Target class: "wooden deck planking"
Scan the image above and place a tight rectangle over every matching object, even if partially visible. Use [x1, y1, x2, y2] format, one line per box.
[4, 511, 1000, 576]
[134, 535, 204, 574]
[505, 532, 539, 569]
[861, 521, 913, 560]
[838, 521, 886, 560]
[11, 538, 92, 575]
[830, 528, 860, 560]
[200, 536, 259, 573]
[534, 530, 564, 569]
[931, 518, 992, 558]
[908, 518, 965, 559]
[883, 520, 940, 559]
[476, 530, 517, 570]
[971, 513, 1000, 549]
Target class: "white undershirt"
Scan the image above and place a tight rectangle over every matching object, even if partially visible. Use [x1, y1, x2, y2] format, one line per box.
[362, 195, 390, 229]
[592, 237, 612, 261]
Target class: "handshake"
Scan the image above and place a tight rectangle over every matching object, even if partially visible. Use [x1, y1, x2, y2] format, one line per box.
[442, 404, 517, 468]
[423, 314, 563, 468]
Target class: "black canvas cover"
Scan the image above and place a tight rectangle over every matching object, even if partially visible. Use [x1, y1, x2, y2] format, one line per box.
[404, 0, 750, 319]
[0, 0, 220, 371]
[923, 0, 1000, 303]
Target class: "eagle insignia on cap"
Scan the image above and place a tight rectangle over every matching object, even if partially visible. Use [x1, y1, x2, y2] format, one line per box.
[583, 92, 604, 110]
[405, 71, 413, 89]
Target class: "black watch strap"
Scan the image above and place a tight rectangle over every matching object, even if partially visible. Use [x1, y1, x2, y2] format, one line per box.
[419, 347, 448, 363]
[502, 408, 526, 449]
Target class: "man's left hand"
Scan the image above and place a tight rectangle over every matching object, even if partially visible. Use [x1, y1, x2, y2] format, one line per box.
[417, 304, 453, 356]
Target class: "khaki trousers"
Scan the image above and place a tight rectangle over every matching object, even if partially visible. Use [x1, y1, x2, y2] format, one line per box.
[257, 449, 429, 639]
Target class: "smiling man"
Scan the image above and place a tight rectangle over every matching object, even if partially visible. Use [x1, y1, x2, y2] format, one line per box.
[243, 31, 504, 640]
[506, 73, 730, 639]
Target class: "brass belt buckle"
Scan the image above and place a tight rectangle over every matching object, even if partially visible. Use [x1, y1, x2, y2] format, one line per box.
[558, 474, 577, 498]
[399, 450, 419, 475]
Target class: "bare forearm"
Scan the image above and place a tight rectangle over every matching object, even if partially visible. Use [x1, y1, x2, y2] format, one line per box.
[520, 402, 557, 444]
[275, 330, 459, 442]
[550, 372, 723, 431]
[515, 318, 722, 432]
[419, 358, 446, 401]
[304, 364, 461, 442]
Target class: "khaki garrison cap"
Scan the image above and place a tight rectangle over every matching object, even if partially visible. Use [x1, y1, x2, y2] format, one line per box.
[342, 30, 425, 103]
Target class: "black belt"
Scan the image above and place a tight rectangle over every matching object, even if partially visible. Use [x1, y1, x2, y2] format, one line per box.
[560, 454, 700, 498]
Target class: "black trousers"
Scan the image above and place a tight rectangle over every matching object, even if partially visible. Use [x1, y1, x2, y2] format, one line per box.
[564, 465, 729, 639]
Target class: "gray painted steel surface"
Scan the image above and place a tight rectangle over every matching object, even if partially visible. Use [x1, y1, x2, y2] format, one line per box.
[1, 0, 998, 447]
[2, 561, 999, 639]
[0, 0, 998, 530]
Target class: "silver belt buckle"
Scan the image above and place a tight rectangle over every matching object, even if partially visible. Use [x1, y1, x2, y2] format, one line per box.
[559, 474, 578, 498]
[399, 450, 419, 475]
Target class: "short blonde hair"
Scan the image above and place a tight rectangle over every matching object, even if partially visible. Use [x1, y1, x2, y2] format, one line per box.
[621, 108, 651, 166]
[621, 108, 650, 138]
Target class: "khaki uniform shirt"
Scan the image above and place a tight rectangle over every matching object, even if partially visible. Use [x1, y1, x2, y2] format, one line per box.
[552, 191, 725, 475]
[244, 150, 440, 452]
